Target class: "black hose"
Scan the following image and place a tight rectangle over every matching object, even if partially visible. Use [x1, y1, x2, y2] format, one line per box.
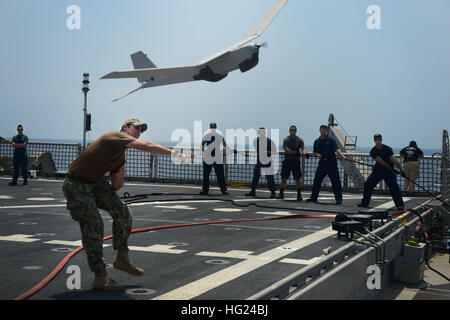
[122, 192, 350, 215]
[344, 156, 450, 282]
[408, 209, 450, 282]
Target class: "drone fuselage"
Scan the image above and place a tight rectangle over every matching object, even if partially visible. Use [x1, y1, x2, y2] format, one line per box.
[194, 45, 260, 82]
[141, 45, 260, 88]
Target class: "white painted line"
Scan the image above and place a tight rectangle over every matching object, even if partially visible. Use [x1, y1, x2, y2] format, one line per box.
[128, 244, 187, 254]
[44, 240, 83, 246]
[152, 225, 334, 300]
[0, 234, 40, 242]
[27, 197, 56, 201]
[0, 204, 66, 209]
[154, 205, 197, 210]
[196, 250, 255, 260]
[232, 198, 278, 202]
[0, 195, 14, 200]
[255, 211, 292, 216]
[364, 198, 411, 209]
[373, 201, 395, 209]
[279, 257, 322, 265]
[0, 177, 61, 183]
[213, 208, 243, 212]
[129, 200, 221, 207]
[22, 266, 43, 270]
[152, 200, 399, 300]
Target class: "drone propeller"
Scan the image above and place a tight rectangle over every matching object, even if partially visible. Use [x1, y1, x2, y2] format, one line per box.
[257, 41, 269, 48]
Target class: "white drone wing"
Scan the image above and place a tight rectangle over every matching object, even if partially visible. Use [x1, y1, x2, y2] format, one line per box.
[197, 0, 288, 65]
[101, 65, 199, 81]
[111, 86, 145, 102]
[106, 66, 201, 102]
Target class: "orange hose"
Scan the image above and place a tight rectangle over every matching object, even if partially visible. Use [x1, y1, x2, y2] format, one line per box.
[14, 212, 334, 300]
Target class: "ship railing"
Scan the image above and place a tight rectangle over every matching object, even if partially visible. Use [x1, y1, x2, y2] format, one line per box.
[0, 142, 444, 196]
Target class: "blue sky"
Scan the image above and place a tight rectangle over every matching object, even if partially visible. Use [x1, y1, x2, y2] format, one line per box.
[0, 0, 448, 149]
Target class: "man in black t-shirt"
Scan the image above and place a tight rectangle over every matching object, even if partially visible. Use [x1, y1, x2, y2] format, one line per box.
[278, 125, 307, 200]
[307, 125, 346, 204]
[399, 141, 424, 193]
[200, 122, 230, 195]
[358, 134, 405, 210]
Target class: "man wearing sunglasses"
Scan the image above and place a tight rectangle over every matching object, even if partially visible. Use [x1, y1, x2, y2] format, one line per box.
[62, 118, 193, 291]
[9, 124, 29, 186]
[278, 125, 307, 200]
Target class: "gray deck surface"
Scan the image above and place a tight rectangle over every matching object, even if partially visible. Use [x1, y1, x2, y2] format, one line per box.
[0, 177, 443, 300]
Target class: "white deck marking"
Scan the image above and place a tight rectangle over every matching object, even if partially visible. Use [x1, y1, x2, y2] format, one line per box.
[0, 197, 410, 210]
[152, 201, 399, 300]
[129, 200, 221, 207]
[44, 240, 83, 246]
[279, 257, 322, 265]
[128, 244, 187, 254]
[152, 226, 334, 300]
[154, 205, 197, 210]
[372, 201, 395, 209]
[44, 240, 112, 248]
[196, 250, 255, 260]
[0, 234, 40, 242]
[0, 204, 66, 209]
[255, 210, 292, 216]
[0, 235, 187, 254]
[27, 197, 56, 201]
[213, 208, 243, 212]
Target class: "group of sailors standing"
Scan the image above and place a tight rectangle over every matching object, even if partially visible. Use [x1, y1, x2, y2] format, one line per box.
[200, 122, 424, 211]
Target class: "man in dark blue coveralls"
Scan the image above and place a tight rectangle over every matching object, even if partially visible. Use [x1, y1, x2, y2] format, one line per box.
[358, 134, 405, 210]
[246, 127, 277, 198]
[9, 124, 29, 186]
[307, 125, 346, 204]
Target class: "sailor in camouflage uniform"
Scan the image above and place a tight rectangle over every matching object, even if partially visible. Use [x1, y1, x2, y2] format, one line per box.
[63, 118, 193, 291]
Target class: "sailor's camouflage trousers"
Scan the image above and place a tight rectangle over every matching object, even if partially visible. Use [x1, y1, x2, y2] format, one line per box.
[62, 176, 132, 273]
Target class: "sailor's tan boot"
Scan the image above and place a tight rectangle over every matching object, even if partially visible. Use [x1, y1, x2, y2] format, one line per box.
[91, 272, 124, 291]
[113, 250, 145, 276]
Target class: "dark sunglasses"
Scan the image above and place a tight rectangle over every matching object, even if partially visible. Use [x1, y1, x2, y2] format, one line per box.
[132, 125, 144, 133]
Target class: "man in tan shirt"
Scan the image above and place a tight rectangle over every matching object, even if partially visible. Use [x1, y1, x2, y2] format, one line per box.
[62, 118, 193, 291]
